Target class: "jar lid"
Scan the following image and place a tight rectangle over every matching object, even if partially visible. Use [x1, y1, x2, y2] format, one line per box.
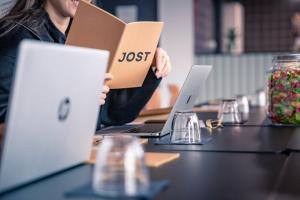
[273, 54, 300, 62]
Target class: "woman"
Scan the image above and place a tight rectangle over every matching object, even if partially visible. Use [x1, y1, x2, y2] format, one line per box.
[0, 0, 171, 129]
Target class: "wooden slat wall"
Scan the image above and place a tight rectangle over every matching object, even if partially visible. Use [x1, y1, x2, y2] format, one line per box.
[195, 53, 273, 103]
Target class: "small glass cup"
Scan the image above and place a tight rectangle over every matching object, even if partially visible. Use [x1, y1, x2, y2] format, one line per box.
[170, 110, 202, 144]
[218, 99, 242, 124]
[248, 90, 266, 107]
[236, 95, 250, 123]
[92, 135, 149, 197]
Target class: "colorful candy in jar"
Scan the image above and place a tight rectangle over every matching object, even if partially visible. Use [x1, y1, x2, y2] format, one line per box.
[268, 62, 300, 124]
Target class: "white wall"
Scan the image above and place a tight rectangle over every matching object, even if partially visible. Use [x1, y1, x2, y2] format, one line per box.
[195, 54, 272, 103]
[158, 0, 194, 106]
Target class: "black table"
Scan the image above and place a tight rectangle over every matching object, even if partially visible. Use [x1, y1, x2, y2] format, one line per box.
[0, 152, 287, 200]
[271, 153, 300, 200]
[151, 152, 286, 200]
[287, 130, 300, 151]
[3, 107, 300, 200]
[196, 106, 266, 126]
[149, 126, 295, 153]
[100, 107, 297, 153]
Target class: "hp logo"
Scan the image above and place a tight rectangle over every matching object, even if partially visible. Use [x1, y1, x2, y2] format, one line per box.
[58, 98, 71, 121]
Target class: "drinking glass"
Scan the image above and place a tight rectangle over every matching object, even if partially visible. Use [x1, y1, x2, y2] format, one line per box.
[170, 110, 202, 144]
[236, 95, 250, 122]
[92, 135, 149, 197]
[218, 99, 242, 124]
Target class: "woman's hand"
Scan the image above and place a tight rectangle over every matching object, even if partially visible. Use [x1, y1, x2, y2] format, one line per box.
[100, 73, 113, 105]
[152, 48, 172, 79]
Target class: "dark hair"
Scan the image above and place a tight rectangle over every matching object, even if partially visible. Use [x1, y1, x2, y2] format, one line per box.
[0, 0, 46, 36]
[0, 0, 99, 36]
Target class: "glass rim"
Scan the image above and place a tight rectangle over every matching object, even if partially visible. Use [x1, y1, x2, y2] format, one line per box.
[272, 54, 300, 62]
[101, 134, 140, 147]
[175, 109, 194, 114]
[170, 139, 202, 144]
[222, 99, 237, 102]
[103, 134, 137, 140]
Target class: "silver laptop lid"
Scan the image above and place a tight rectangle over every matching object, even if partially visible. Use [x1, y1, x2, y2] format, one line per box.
[160, 65, 212, 136]
[0, 40, 109, 193]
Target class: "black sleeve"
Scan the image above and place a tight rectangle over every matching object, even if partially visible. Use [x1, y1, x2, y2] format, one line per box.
[0, 53, 15, 122]
[98, 69, 161, 128]
[0, 27, 37, 123]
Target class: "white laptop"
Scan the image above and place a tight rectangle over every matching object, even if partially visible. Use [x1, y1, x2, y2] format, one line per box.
[0, 40, 109, 193]
[97, 65, 212, 137]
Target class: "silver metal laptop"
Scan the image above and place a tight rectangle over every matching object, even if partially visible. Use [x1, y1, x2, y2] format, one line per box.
[98, 65, 212, 137]
[0, 40, 109, 193]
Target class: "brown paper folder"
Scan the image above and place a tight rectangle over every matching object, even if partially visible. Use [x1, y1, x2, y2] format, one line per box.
[66, 1, 163, 89]
[144, 152, 180, 168]
[88, 148, 179, 168]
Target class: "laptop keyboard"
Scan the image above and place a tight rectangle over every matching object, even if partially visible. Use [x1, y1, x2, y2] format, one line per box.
[123, 124, 164, 133]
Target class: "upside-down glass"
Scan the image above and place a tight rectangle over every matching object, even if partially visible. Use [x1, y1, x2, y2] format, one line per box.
[170, 110, 202, 144]
[218, 99, 242, 124]
[92, 135, 149, 197]
[236, 95, 250, 123]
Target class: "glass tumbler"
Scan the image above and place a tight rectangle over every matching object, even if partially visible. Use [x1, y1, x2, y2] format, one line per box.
[218, 99, 242, 124]
[170, 110, 202, 144]
[92, 135, 149, 197]
[236, 95, 250, 123]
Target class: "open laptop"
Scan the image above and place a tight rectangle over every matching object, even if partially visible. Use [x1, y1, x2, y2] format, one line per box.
[97, 65, 212, 137]
[0, 40, 109, 193]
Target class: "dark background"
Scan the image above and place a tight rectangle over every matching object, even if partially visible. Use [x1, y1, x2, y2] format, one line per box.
[98, 0, 300, 54]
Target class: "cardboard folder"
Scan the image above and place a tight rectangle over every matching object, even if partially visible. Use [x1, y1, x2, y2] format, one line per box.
[66, 1, 164, 89]
[88, 148, 180, 168]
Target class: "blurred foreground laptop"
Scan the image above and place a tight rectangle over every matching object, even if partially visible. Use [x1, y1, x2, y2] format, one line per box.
[97, 65, 212, 137]
[0, 40, 109, 193]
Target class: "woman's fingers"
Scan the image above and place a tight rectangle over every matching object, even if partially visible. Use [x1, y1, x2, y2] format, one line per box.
[100, 76, 111, 105]
[99, 92, 107, 105]
[161, 57, 171, 77]
[155, 48, 164, 78]
[99, 99, 105, 105]
[102, 85, 110, 94]
[153, 48, 171, 78]
[105, 73, 113, 81]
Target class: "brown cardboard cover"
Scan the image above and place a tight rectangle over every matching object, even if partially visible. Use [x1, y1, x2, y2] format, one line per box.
[88, 148, 180, 168]
[144, 152, 180, 167]
[66, 1, 163, 89]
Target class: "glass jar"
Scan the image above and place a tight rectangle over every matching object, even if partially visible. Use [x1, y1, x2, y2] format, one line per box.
[266, 54, 300, 125]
